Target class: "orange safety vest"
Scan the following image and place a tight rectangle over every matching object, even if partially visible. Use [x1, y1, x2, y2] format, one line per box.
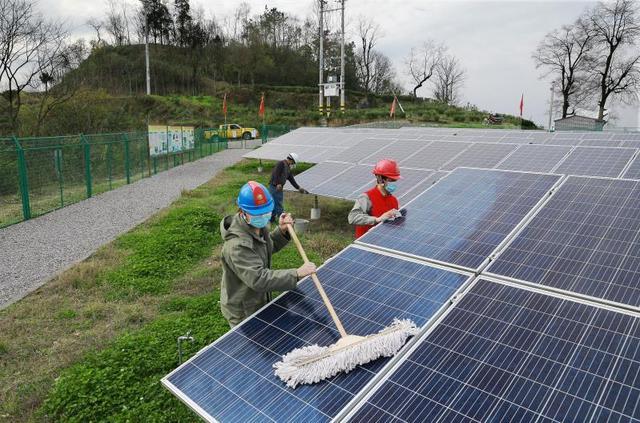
[355, 186, 399, 239]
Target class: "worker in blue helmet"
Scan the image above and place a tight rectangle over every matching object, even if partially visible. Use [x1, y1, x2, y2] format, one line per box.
[219, 180, 317, 327]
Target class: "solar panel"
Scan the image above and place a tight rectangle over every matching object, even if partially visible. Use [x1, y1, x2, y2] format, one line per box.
[162, 246, 471, 422]
[345, 279, 640, 422]
[313, 165, 375, 199]
[623, 154, 640, 179]
[579, 138, 622, 147]
[327, 138, 390, 164]
[621, 140, 640, 149]
[397, 171, 448, 203]
[553, 147, 636, 177]
[488, 176, 640, 308]
[284, 161, 353, 193]
[360, 139, 432, 166]
[389, 168, 435, 202]
[400, 141, 471, 170]
[357, 168, 561, 270]
[544, 137, 581, 146]
[496, 144, 571, 173]
[612, 133, 640, 141]
[498, 136, 540, 144]
[441, 143, 518, 171]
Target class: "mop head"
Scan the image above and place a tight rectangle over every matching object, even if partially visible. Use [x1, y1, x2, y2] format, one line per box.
[273, 318, 419, 389]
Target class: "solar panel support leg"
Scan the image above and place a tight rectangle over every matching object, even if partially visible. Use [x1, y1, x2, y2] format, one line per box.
[311, 195, 321, 220]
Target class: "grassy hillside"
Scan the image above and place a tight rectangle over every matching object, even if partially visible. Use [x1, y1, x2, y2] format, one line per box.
[10, 44, 535, 137]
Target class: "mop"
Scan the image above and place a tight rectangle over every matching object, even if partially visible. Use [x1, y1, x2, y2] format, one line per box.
[273, 224, 419, 389]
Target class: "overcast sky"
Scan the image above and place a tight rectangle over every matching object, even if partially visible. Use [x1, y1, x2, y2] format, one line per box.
[40, 0, 639, 128]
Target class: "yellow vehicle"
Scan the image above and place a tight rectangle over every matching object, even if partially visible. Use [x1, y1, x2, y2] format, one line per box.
[205, 123, 259, 140]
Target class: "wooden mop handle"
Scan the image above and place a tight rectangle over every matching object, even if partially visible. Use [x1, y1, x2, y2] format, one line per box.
[286, 223, 348, 338]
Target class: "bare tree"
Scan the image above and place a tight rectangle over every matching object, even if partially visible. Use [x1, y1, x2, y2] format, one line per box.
[87, 17, 105, 47]
[405, 40, 445, 98]
[0, 0, 64, 131]
[354, 16, 381, 99]
[533, 18, 594, 118]
[33, 39, 87, 135]
[105, 0, 128, 46]
[587, 0, 640, 120]
[433, 54, 465, 105]
[370, 51, 395, 94]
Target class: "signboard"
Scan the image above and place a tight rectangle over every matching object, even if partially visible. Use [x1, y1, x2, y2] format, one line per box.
[324, 82, 339, 97]
[147, 125, 195, 156]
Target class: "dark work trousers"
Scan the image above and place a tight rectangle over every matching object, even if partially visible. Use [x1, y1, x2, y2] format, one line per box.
[269, 185, 284, 222]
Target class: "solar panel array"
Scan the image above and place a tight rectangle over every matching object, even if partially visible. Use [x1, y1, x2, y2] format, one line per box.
[249, 127, 640, 207]
[346, 279, 640, 422]
[357, 168, 561, 271]
[163, 246, 472, 422]
[164, 127, 640, 422]
[285, 163, 440, 203]
[487, 176, 640, 309]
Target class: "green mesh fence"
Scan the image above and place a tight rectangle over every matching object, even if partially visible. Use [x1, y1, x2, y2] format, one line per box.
[261, 124, 291, 143]
[0, 129, 228, 228]
[0, 138, 21, 228]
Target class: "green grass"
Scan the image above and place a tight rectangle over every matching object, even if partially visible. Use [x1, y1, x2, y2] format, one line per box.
[0, 158, 352, 422]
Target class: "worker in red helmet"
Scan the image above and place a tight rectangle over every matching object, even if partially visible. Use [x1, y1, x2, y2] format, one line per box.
[348, 159, 401, 239]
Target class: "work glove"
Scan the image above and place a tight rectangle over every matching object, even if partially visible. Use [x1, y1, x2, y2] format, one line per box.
[376, 208, 400, 223]
[298, 188, 309, 194]
[278, 213, 294, 234]
[296, 262, 317, 279]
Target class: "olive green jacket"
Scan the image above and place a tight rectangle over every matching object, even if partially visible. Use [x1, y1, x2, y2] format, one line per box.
[220, 213, 298, 326]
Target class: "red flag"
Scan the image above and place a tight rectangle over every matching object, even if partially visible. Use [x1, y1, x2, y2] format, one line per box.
[222, 93, 227, 117]
[390, 96, 397, 117]
[519, 93, 524, 117]
[258, 93, 265, 118]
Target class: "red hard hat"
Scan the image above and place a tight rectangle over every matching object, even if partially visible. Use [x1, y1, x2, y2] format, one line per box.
[373, 159, 402, 179]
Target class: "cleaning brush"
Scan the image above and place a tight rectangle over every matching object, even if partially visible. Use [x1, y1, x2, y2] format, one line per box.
[273, 224, 419, 389]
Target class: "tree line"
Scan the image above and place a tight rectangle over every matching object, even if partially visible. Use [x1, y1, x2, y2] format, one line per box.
[533, 0, 640, 122]
[0, 0, 471, 136]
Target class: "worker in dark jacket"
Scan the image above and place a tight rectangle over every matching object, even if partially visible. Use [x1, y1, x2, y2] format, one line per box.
[348, 159, 402, 239]
[268, 153, 308, 222]
[220, 180, 317, 327]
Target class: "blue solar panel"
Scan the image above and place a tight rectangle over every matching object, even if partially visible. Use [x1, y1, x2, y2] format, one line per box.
[357, 168, 561, 270]
[496, 144, 571, 173]
[440, 143, 517, 171]
[488, 176, 640, 308]
[554, 147, 636, 177]
[163, 246, 470, 422]
[347, 279, 640, 422]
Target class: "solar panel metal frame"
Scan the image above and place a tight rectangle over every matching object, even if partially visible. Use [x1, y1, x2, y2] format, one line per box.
[162, 244, 476, 423]
[483, 174, 640, 313]
[355, 167, 565, 274]
[620, 150, 640, 179]
[337, 275, 640, 422]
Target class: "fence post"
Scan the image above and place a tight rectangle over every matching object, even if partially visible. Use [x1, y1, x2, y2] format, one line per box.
[124, 133, 131, 184]
[81, 134, 92, 198]
[12, 137, 31, 221]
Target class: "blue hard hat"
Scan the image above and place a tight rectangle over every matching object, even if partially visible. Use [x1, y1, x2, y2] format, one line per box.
[237, 181, 274, 215]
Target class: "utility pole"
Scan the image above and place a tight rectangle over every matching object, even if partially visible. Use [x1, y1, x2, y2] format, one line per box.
[547, 82, 555, 132]
[318, 0, 325, 116]
[340, 0, 346, 113]
[145, 14, 151, 95]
